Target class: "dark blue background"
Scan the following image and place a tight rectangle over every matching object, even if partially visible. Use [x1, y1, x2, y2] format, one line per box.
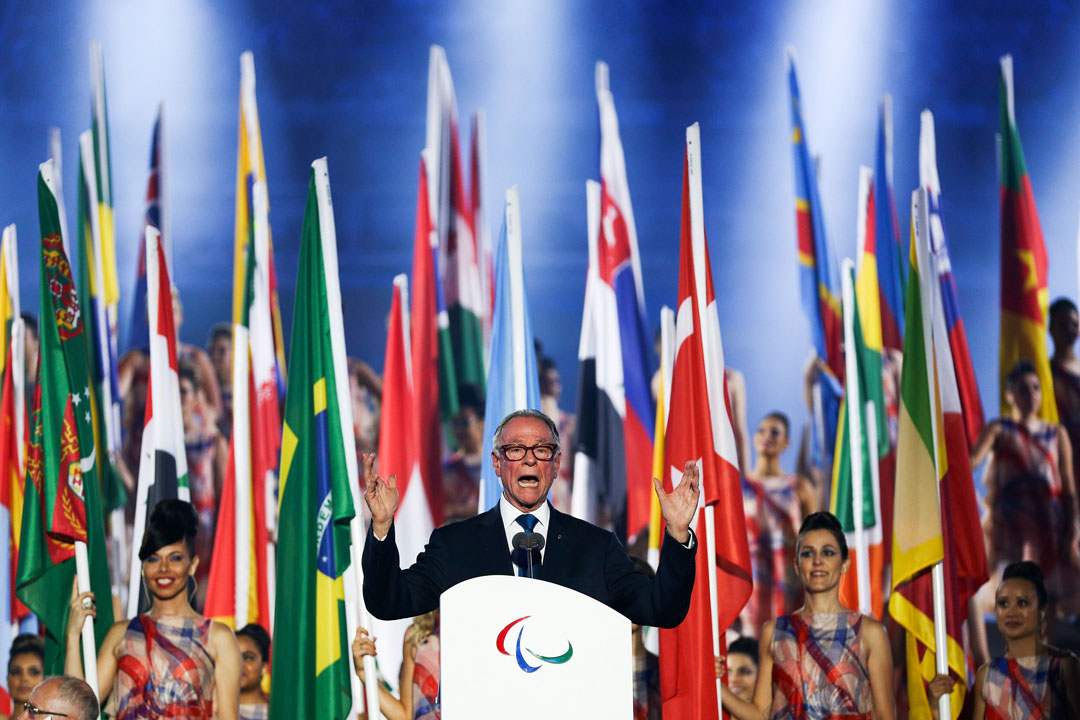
[4, 1, 1080, 470]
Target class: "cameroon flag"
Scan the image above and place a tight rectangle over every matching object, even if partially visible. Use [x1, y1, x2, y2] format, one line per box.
[270, 159, 355, 718]
[16, 161, 114, 673]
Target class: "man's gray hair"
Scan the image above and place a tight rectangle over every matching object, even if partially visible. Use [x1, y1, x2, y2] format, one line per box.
[492, 409, 560, 449]
[45, 676, 100, 720]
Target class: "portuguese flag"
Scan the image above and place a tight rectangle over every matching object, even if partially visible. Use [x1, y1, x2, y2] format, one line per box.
[16, 161, 114, 673]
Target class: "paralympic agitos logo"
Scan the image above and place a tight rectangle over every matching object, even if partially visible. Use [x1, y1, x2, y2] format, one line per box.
[495, 616, 574, 673]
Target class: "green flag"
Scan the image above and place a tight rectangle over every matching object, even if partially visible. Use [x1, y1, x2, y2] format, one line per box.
[270, 159, 355, 718]
[16, 161, 114, 673]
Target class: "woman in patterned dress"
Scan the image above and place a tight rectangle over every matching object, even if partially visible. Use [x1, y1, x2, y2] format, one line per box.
[931, 562, 1080, 718]
[718, 512, 894, 720]
[236, 624, 270, 720]
[65, 500, 241, 719]
[971, 360, 1080, 617]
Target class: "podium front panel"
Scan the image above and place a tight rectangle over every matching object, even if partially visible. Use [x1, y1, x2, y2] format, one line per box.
[441, 575, 632, 719]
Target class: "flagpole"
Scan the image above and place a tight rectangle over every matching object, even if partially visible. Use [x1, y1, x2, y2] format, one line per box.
[74, 541, 99, 697]
[841, 259, 870, 614]
[504, 186, 527, 408]
[310, 158, 381, 720]
[914, 188, 952, 720]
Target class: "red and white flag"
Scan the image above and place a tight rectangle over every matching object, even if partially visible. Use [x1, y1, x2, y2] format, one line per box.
[660, 124, 752, 720]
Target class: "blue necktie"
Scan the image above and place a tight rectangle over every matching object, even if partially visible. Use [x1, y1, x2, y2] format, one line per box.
[514, 514, 540, 577]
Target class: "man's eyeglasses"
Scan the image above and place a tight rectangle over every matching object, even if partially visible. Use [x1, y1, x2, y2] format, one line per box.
[23, 701, 70, 718]
[498, 444, 558, 462]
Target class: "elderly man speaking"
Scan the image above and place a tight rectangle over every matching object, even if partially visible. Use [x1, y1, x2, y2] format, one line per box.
[362, 409, 699, 628]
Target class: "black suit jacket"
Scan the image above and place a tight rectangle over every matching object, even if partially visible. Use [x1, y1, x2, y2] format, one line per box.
[362, 504, 696, 628]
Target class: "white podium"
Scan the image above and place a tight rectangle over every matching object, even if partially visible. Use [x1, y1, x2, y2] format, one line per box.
[440, 576, 632, 719]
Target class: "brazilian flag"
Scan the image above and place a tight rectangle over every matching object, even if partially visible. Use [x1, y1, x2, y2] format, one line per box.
[270, 159, 355, 718]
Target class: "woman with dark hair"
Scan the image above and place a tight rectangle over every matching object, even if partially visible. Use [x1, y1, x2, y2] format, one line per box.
[930, 561, 1080, 718]
[236, 624, 270, 719]
[1, 633, 43, 719]
[64, 499, 241, 719]
[718, 511, 894, 720]
[971, 360, 1080, 618]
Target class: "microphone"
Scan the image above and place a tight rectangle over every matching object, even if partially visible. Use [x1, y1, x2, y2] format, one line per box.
[512, 532, 545, 579]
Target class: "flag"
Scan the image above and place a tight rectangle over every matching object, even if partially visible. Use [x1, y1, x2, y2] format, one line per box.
[787, 50, 843, 380]
[660, 124, 752, 720]
[409, 154, 447, 529]
[998, 55, 1056, 422]
[874, 95, 905, 352]
[647, 306, 675, 572]
[0, 225, 29, 715]
[889, 188, 987, 719]
[478, 187, 542, 511]
[919, 110, 985, 447]
[572, 62, 654, 540]
[206, 177, 280, 632]
[269, 158, 355, 719]
[125, 105, 166, 354]
[428, 46, 486, 403]
[471, 111, 495, 350]
[831, 170, 889, 618]
[16, 161, 114, 673]
[126, 226, 191, 616]
[233, 51, 287, 390]
[76, 131, 126, 519]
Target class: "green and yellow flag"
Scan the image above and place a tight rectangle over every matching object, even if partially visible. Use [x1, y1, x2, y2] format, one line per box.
[270, 159, 355, 718]
[16, 161, 114, 673]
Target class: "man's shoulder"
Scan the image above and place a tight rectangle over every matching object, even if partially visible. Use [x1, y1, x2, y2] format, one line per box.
[433, 507, 500, 538]
[550, 508, 616, 544]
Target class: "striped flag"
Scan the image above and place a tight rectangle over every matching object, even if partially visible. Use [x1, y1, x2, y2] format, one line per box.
[787, 50, 843, 380]
[428, 46, 486, 404]
[998, 55, 1056, 423]
[125, 105, 167, 354]
[919, 110, 985, 447]
[16, 161, 114, 673]
[410, 154, 448, 529]
[205, 176, 280, 632]
[889, 188, 987, 719]
[126, 227, 191, 617]
[831, 170, 889, 618]
[233, 51, 287, 390]
[874, 96, 905, 352]
[478, 187, 542, 511]
[0, 224, 28, 715]
[270, 159, 356, 719]
[571, 62, 654, 540]
[660, 124, 751, 720]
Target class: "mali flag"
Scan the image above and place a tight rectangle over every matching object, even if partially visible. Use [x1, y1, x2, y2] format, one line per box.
[16, 161, 114, 674]
[998, 54, 1056, 422]
[270, 159, 355, 718]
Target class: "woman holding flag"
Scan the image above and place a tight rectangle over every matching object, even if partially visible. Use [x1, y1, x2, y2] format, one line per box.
[64, 500, 241, 719]
[718, 512, 894, 720]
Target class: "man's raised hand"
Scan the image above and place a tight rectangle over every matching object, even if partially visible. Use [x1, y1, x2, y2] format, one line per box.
[652, 460, 701, 544]
[363, 453, 399, 538]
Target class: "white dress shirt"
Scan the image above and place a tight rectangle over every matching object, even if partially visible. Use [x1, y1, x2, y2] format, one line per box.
[499, 496, 550, 562]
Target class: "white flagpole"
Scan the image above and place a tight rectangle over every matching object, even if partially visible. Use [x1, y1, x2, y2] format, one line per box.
[841, 259, 870, 614]
[311, 158, 381, 720]
[74, 542, 99, 697]
[505, 186, 527, 409]
[685, 122, 723, 718]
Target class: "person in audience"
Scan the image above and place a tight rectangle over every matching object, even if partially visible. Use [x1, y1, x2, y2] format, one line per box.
[1050, 298, 1080, 488]
[739, 412, 815, 637]
[539, 354, 575, 512]
[65, 499, 241, 719]
[207, 322, 233, 435]
[352, 611, 439, 720]
[630, 557, 660, 720]
[236, 624, 270, 720]
[971, 359, 1080, 618]
[715, 636, 759, 704]
[19, 313, 38, 400]
[444, 383, 484, 522]
[179, 359, 227, 609]
[930, 561, 1080, 718]
[18, 675, 99, 720]
[350, 357, 382, 461]
[718, 512, 894, 720]
[1, 634, 43, 720]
